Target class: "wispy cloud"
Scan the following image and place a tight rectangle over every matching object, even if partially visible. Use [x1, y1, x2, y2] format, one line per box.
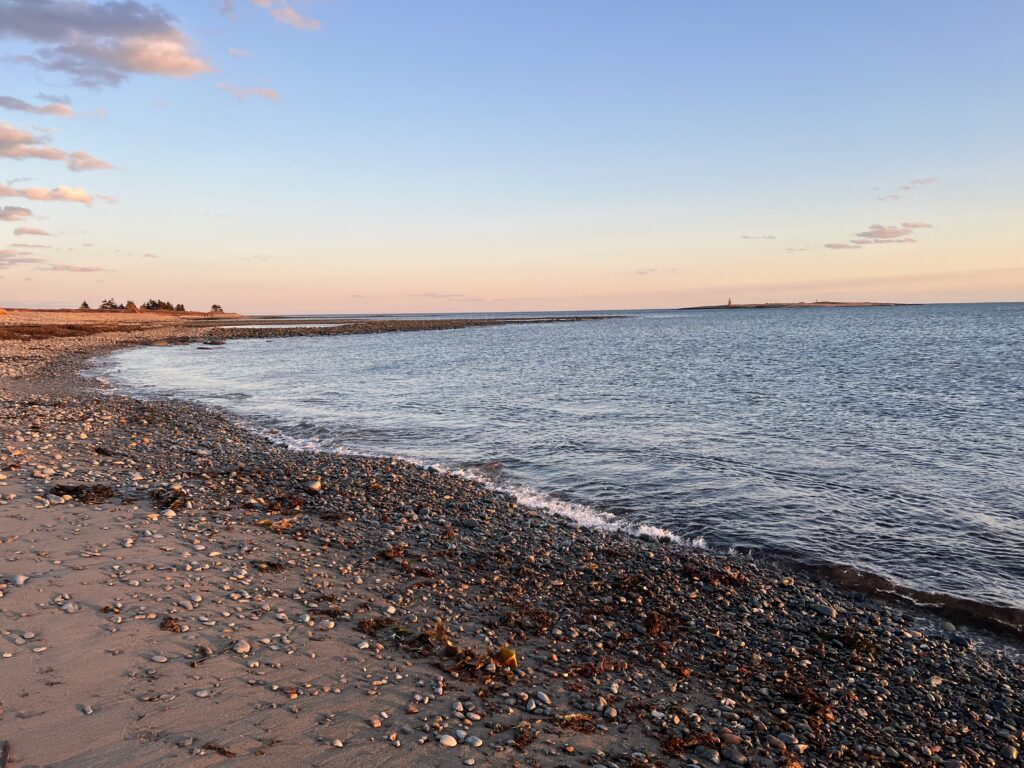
[0, 205, 33, 221]
[13, 226, 50, 236]
[0, 183, 94, 204]
[740, 234, 776, 240]
[0, 0, 211, 88]
[141, 252, 158, 258]
[899, 177, 939, 191]
[68, 150, 114, 171]
[877, 177, 940, 202]
[0, 122, 65, 162]
[0, 250, 46, 268]
[631, 267, 679, 275]
[855, 224, 915, 241]
[0, 121, 113, 171]
[217, 82, 281, 101]
[0, 94, 74, 117]
[251, 0, 322, 30]
[412, 292, 487, 302]
[38, 262, 107, 272]
[228, 47, 251, 57]
[826, 222, 931, 250]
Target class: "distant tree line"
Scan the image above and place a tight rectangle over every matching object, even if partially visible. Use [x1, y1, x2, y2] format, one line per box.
[80, 299, 225, 313]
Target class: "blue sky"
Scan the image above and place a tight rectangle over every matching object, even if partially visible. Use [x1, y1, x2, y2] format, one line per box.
[1, 1, 1022, 312]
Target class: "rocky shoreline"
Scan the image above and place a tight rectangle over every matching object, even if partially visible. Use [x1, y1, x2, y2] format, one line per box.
[1, 317, 1021, 767]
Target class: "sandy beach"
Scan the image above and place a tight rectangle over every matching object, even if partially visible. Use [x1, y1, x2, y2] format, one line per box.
[1, 312, 1021, 767]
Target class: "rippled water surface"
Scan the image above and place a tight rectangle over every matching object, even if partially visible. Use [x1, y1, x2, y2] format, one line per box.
[100, 304, 1024, 621]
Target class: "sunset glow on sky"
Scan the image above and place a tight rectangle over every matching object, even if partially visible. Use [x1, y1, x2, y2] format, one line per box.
[1, 1, 1022, 313]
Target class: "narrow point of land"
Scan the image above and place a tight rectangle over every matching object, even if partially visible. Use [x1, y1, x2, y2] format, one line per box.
[678, 301, 909, 311]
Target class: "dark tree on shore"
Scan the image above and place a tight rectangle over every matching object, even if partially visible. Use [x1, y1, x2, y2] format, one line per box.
[79, 300, 90, 310]
[210, 304, 224, 313]
[142, 299, 177, 310]
[175, 303, 185, 312]
[99, 298, 120, 310]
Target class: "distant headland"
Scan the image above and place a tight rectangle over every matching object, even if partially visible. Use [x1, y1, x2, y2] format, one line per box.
[678, 300, 909, 311]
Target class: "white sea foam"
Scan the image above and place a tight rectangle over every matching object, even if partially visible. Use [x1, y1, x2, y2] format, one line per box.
[444, 465, 707, 549]
[250, 424, 703, 549]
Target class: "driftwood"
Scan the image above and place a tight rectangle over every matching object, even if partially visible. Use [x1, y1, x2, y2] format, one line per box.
[1, 739, 10, 768]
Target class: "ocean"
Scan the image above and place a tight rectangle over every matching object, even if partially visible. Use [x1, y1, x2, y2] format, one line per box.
[96, 303, 1024, 631]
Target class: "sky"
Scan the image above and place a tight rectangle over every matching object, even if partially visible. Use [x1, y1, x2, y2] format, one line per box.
[1, 0, 1022, 313]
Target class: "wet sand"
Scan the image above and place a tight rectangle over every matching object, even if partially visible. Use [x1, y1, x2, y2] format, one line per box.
[0, 313, 1021, 767]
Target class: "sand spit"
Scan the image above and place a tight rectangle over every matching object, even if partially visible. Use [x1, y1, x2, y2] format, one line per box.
[0, 316, 1021, 767]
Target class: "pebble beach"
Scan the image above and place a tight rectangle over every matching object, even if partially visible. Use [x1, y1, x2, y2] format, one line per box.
[0, 312, 1021, 767]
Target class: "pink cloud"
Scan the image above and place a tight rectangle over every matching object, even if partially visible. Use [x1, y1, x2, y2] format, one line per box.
[856, 224, 918, 241]
[851, 237, 916, 245]
[0, 205, 33, 221]
[0, 121, 65, 161]
[68, 150, 114, 171]
[0, 0, 211, 88]
[217, 83, 281, 101]
[826, 221, 931, 250]
[14, 226, 51, 236]
[251, 0, 322, 30]
[38, 263, 107, 272]
[0, 95, 74, 117]
[0, 121, 113, 171]
[0, 183, 94, 205]
[0, 250, 46, 268]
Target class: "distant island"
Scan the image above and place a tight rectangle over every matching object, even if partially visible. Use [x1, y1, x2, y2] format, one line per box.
[678, 300, 909, 311]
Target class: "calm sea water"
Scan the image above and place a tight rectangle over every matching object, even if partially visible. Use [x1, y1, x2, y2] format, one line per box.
[98, 304, 1024, 627]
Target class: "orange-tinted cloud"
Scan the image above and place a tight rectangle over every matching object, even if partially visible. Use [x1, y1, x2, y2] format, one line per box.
[0, 122, 65, 161]
[0, 0, 211, 88]
[14, 226, 51, 236]
[0, 95, 74, 117]
[68, 150, 114, 171]
[0, 183, 94, 205]
[0, 122, 113, 171]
